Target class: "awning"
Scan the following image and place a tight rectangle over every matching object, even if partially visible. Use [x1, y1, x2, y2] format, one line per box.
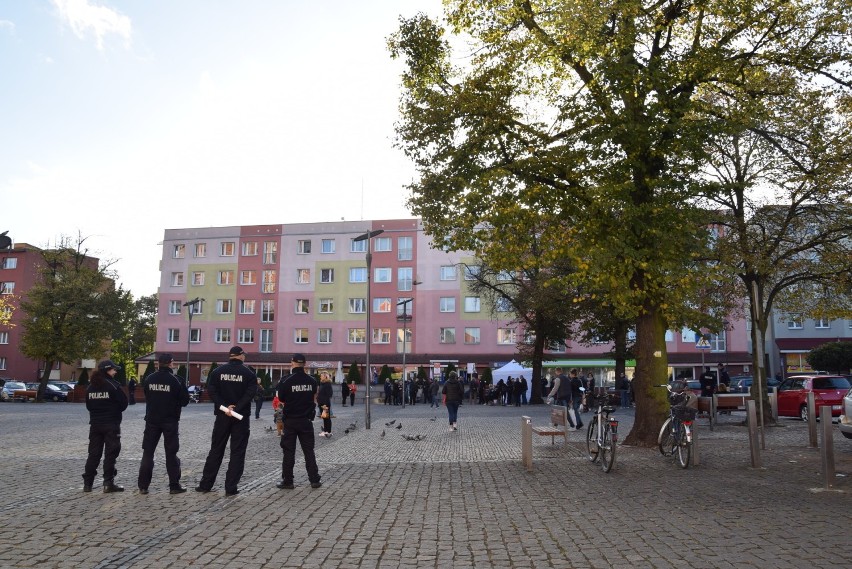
[776, 338, 851, 352]
[543, 359, 637, 368]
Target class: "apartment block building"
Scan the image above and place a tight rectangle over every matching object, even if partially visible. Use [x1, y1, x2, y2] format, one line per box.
[154, 219, 760, 385]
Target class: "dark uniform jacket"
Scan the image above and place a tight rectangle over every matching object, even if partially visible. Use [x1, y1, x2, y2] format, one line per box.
[86, 371, 128, 425]
[277, 367, 318, 419]
[143, 368, 190, 423]
[207, 358, 258, 417]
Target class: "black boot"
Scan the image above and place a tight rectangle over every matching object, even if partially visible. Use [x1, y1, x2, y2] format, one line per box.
[103, 481, 125, 493]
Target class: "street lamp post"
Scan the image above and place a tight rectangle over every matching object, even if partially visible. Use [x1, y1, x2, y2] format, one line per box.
[397, 298, 412, 409]
[354, 229, 384, 429]
[183, 297, 204, 387]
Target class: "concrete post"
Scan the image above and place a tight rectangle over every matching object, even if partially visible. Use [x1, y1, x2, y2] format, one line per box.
[521, 416, 533, 472]
[820, 405, 835, 489]
[807, 392, 817, 448]
[746, 400, 761, 468]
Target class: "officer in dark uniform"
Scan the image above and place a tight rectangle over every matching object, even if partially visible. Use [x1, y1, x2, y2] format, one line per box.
[83, 360, 128, 493]
[196, 346, 257, 496]
[137, 354, 190, 495]
[700, 366, 716, 398]
[276, 353, 322, 489]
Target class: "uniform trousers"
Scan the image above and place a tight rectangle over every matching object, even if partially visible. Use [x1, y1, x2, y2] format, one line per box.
[199, 413, 250, 493]
[137, 421, 182, 490]
[83, 423, 121, 485]
[280, 416, 320, 484]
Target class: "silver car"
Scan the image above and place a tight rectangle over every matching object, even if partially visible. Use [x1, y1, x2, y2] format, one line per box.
[839, 386, 852, 439]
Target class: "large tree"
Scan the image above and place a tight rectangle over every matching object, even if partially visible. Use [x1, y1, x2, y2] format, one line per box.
[19, 236, 132, 401]
[390, 1, 852, 445]
[111, 293, 158, 380]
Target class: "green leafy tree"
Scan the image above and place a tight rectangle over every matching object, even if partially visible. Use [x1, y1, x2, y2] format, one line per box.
[111, 293, 158, 380]
[808, 342, 852, 375]
[176, 364, 187, 382]
[480, 367, 493, 385]
[389, 2, 852, 445]
[417, 366, 427, 381]
[0, 295, 15, 326]
[379, 364, 392, 383]
[347, 362, 362, 384]
[142, 360, 156, 380]
[19, 236, 133, 402]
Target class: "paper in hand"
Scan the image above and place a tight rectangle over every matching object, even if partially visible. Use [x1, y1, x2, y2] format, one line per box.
[219, 405, 244, 421]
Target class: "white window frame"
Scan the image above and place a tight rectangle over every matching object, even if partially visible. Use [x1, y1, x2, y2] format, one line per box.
[440, 266, 457, 281]
[218, 271, 234, 285]
[348, 328, 366, 344]
[215, 328, 231, 343]
[349, 298, 366, 313]
[167, 329, 180, 343]
[440, 328, 456, 344]
[238, 329, 254, 343]
[220, 242, 235, 256]
[351, 239, 367, 253]
[242, 241, 258, 256]
[464, 296, 481, 313]
[298, 240, 312, 254]
[194, 243, 206, 258]
[374, 237, 392, 252]
[263, 241, 277, 264]
[464, 265, 481, 280]
[373, 298, 392, 313]
[375, 268, 392, 283]
[173, 244, 185, 258]
[464, 327, 481, 344]
[320, 268, 335, 283]
[319, 298, 334, 314]
[294, 328, 309, 344]
[318, 328, 332, 344]
[397, 236, 412, 261]
[787, 314, 803, 329]
[261, 300, 275, 322]
[497, 328, 516, 345]
[815, 319, 830, 329]
[0, 331, 9, 344]
[191, 272, 204, 286]
[2, 257, 17, 269]
[295, 299, 310, 314]
[321, 239, 335, 254]
[168, 300, 181, 315]
[171, 273, 184, 287]
[240, 270, 257, 286]
[297, 269, 311, 284]
[262, 270, 276, 293]
[373, 328, 391, 344]
[398, 267, 413, 291]
[349, 267, 367, 283]
[439, 297, 456, 313]
[260, 329, 273, 353]
[239, 299, 256, 314]
[216, 299, 233, 314]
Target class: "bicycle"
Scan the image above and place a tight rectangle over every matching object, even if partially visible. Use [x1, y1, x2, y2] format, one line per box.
[656, 382, 697, 469]
[586, 387, 618, 473]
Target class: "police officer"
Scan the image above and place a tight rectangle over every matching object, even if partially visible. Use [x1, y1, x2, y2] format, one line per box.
[196, 346, 257, 496]
[82, 359, 128, 493]
[137, 354, 190, 495]
[276, 353, 322, 489]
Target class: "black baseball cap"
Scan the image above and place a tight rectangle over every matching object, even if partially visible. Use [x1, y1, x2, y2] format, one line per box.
[291, 353, 306, 363]
[229, 346, 246, 356]
[98, 360, 120, 372]
[158, 353, 174, 365]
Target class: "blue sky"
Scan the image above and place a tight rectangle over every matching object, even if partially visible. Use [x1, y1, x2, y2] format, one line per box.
[1, 0, 443, 296]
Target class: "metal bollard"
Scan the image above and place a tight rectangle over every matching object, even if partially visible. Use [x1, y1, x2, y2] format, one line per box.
[819, 405, 835, 489]
[746, 400, 762, 468]
[521, 416, 533, 472]
[807, 392, 818, 448]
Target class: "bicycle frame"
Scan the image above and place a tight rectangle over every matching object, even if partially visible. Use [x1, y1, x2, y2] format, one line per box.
[586, 393, 618, 473]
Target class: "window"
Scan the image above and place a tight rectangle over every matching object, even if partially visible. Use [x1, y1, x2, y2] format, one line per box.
[318, 328, 332, 343]
[815, 319, 830, 329]
[396, 297, 412, 317]
[495, 297, 512, 312]
[350, 267, 367, 283]
[295, 299, 310, 314]
[242, 241, 258, 256]
[398, 267, 413, 291]
[262, 270, 276, 293]
[349, 298, 366, 313]
[187, 299, 203, 315]
[787, 315, 803, 329]
[375, 237, 392, 251]
[215, 328, 231, 343]
[173, 244, 185, 258]
[440, 266, 457, 281]
[194, 243, 206, 258]
[375, 268, 391, 283]
[191, 272, 204, 286]
[218, 271, 234, 285]
[464, 296, 481, 312]
[0, 282, 14, 295]
[190, 329, 201, 342]
[497, 328, 516, 344]
[351, 239, 367, 253]
[319, 298, 334, 314]
[318, 239, 334, 254]
[464, 265, 481, 280]
[348, 328, 366, 344]
[260, 329, 273, 353]
[167, 329, 180, 343]
[320, 268, 335, 283]
[0, 357, 5, 370]
[171, 273, 184, 287]
[439, 297, 456, 313]
[1, 257, 17, 269]
[261, 300, 275, 322]
[373, 328, 391, 344]
[238, 329, 254, 343]
[297, 269, 311, 284]
[298, 240, 312, 254]
[373, 297, 392, 313]
[216, 299, 233, 314]
[440, 328, 456, 344]
[0, 331, 8, 344]
[398, 237, 412, 261]
[168, 300, 181, 315]
[464, 327, 481, 344]
[239, 299, 255, 314]
[220, 242, 235, 256]
[709, 331, 726, 352]
[240, 270, 257, 285]
[294, 328, 309, 344]
[263, 241, 277, 264]
[496, 270, 513, 281]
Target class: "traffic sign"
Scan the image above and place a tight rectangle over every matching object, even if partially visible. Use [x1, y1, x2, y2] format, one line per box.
[695, 336, 712, 349]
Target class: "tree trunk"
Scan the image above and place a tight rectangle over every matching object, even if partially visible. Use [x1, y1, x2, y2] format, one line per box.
[36, 360, 55, 403]
[623, 306, 670, 447]
[748, 280, 775, 425]
[529, 334, 546, 404]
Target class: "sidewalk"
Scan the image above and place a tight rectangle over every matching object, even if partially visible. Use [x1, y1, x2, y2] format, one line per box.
[0, 401, 849, 568]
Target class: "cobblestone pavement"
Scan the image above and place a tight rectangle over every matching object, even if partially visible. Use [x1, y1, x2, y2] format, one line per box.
[0, 399, 850, 568]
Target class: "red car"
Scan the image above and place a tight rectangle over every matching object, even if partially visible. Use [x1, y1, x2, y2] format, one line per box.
[776, 375, 851, 421]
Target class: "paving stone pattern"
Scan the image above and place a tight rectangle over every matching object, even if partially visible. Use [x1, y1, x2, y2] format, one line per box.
[0, 400, 849, 568]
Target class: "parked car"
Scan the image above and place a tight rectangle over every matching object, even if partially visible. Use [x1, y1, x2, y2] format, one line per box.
[29, 383, 69, 402]
[670, 379, 702, 396]
[49, 382, 75, 393]
[776, 375, 851, 421]
[1, 381, 27, 401]
[730, 375, 781, 394]
[839, 387, 852, 440]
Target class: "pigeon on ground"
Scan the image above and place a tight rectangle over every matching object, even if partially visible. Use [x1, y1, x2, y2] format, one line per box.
[396, 423, 403, 429]
[415, 435, 426, 441]
[429, 417, 436, 421]
[385, 420, 396, 426]
[344, 429, 350, 434]
[381, 430, 385, 437]
[348, 423, 357, 430]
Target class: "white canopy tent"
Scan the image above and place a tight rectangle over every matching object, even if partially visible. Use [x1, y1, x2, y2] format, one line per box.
[491, 360, 534, 402]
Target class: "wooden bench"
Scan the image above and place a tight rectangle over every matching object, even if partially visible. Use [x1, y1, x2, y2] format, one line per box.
[714, 393, 750, 413]
[12, 389, 38, 402]
[530, 405, 570, 444]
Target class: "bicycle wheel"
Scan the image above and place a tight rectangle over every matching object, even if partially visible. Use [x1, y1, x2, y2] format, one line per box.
[675, 424, 692, 469]
[600, 423, 615, 473]
[658, 417, 673, 456]
[586, 416, 599, 462]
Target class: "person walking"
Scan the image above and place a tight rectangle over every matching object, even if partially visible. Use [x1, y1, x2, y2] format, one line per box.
[127, 377, 137, 405]
[317, 371, 333, 438]
[341, 381, 350, 407]
[276, 353, 322, 489]
[254, 378, 264, 419]
[348, 381, 357, 407]
[196, 346, 257, 496]
[569, 369, 585, 430]
[82, 360, 128, 493]
[618, 372, 631, 408]
[429, 378, 440, 408]
[442, 371, 464, 431]
[137, 354, 190, 494]
[546, 367, 577, 429]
